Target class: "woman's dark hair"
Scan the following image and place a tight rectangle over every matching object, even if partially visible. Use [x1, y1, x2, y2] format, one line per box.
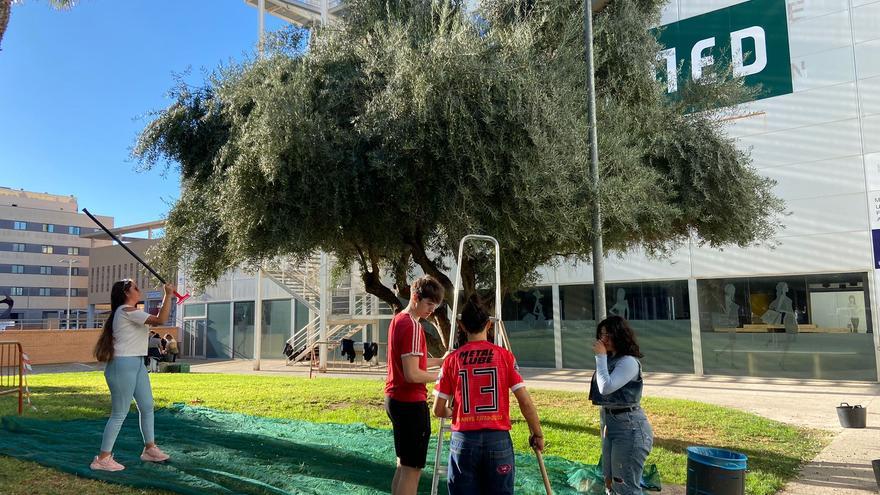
[460, 294, 491, 334]
[596, 315, 644, 358]
[94, 280, 131, 362]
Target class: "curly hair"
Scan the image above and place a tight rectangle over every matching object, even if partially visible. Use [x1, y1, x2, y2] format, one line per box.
[596, 315, 644, 358]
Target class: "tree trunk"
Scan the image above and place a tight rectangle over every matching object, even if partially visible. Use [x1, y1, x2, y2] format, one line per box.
[0, 0, 12, 51]
[359, 255, 447, 356]
[391, 252, 411, 301]
[360, 259, 403, 314]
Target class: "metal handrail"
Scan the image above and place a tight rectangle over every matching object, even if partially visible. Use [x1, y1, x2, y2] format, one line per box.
[0, 317, 108, 331]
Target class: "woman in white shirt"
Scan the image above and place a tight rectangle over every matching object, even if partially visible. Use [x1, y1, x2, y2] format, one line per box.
[90, 279, 175, 472]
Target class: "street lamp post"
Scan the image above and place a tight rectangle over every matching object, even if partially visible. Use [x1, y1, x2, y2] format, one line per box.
[585, 0, 608, 320]
[59, 258, 79, 329]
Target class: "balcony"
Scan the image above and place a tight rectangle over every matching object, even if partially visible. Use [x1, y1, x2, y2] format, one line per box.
[244, 0, 348, 27]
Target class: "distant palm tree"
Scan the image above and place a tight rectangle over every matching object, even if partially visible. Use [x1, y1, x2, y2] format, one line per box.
[1, 1, 77, 51]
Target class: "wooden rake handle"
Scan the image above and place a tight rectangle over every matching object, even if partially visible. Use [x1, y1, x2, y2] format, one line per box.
[533, 446, 553, 494]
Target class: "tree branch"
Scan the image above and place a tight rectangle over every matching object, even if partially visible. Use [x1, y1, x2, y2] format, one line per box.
[360, 250, 403, 314]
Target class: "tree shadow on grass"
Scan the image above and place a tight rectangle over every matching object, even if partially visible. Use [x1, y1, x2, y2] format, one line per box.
[538, 419, 600, 436]
[0, 385, 111, 419]
[651, 435, 803, 477]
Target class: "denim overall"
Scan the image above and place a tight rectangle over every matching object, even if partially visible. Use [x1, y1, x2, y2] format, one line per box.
[589, 355, 654, 495]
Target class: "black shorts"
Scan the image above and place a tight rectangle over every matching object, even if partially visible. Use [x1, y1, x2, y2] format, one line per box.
[385, 396, 431, 469]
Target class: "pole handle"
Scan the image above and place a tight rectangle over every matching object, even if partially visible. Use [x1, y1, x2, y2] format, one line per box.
[534, 447, 553, 494]
[82, 208, 190, 304]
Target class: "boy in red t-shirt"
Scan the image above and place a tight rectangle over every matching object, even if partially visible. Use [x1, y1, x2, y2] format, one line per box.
[385, 275, 445, 495]
[433, 295, 544, 495]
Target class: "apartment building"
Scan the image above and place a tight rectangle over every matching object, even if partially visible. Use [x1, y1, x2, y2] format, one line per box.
[0, 188, 112, 327]
[83, 220, 170, 327]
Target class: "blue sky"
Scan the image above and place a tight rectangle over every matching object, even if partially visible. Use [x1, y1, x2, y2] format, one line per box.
[0, 0, 287, 227]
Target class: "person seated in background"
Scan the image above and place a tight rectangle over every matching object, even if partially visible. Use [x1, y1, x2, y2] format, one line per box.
[146, 332, 165, 372]
[164, 333, 179, 362]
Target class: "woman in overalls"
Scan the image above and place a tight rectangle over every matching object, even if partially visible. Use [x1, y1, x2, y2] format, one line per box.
[589, 315, 653, 495]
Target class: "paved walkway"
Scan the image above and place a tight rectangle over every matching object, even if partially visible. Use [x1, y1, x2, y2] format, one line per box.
[34, 359, 880, 493]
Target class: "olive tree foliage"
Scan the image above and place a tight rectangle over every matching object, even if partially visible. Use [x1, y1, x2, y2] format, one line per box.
[134, 0, 782, 337]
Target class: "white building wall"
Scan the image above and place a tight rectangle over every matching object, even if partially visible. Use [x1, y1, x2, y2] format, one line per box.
[543, 0, 880, 283]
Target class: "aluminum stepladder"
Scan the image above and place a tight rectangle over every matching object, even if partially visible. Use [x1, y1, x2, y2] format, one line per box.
[429, 235, 510, 495]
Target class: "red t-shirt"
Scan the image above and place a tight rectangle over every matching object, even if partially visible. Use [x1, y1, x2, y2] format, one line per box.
[385, 311, 428, 402]
[433, 340, 524, 432]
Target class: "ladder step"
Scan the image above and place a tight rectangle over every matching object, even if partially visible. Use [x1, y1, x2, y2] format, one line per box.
[434, 465, 447, 476]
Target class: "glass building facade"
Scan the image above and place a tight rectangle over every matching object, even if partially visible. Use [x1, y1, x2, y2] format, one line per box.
[698, 273, 874, 381]
[502, 273, 875, 381]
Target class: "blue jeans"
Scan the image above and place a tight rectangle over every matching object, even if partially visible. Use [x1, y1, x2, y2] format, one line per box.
[601, 407, 653, 495]
[100, 356, 155, 452]
[448, 430, 515, 495]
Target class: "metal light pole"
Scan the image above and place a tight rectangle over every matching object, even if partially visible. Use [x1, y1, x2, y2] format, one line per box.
[253, 269, 263, 371]
[585, 0, 607, 321]
[258, 0, 265, 57]
[59, 258, 79, 329]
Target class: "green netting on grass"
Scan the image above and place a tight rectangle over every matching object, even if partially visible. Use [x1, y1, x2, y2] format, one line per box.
[0, 404, 660, 494]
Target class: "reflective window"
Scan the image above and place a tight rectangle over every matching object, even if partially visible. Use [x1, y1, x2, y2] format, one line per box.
[41, 245, 53, 254]
[698, 273, 875, 380]
[183, 303, 206, 318]
[13, 221, 26, 230]
[11, 265, 24, 274]
[560, 281, 693, 372]
[560, 284, 595, 369]
[233, 301, 255, 359]
[262, 299, 292, 358]
[43, 224, 55, 233]
[12, 243, 25, 252]
[68, 226, 80, 235]
[502, 287, 554, 367]
[206, 303, 231, 359]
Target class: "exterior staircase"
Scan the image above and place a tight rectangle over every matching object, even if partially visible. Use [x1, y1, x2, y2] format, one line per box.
[262, 254, 390, 367]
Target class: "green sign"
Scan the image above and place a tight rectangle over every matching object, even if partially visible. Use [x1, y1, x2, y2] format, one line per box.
[654, 0, 792, 102]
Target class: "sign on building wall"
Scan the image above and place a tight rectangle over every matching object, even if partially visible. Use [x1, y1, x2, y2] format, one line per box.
[655, 0, 793, 102]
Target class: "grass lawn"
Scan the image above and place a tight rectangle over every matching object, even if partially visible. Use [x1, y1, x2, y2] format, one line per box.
[0, 372, 829, 495]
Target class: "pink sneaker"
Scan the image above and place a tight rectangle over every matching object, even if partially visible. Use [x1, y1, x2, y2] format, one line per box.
[140, 445, 170, 462]
[90, 455, 125, 472]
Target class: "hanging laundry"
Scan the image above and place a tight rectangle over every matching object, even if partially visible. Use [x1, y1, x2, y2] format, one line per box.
[363, 342, 378, 361]
[341, 339, 356, 363]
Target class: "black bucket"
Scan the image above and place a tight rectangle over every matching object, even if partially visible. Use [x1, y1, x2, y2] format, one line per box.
[686, 447, 747, 495]
[836, 403, 867, 428]
[872, 459, 880, 490]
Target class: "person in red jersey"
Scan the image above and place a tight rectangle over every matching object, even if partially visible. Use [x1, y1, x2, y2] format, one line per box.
[385, 275, 446, 495]
[433, 294, 544, 495]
